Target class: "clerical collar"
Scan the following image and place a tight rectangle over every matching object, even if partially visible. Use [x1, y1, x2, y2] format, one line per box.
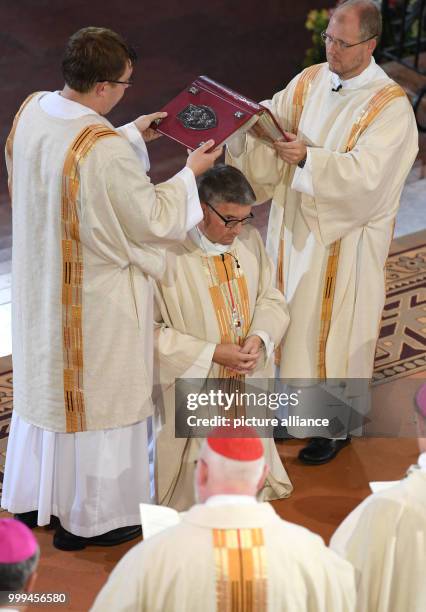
[330, 56, 385, 92]
[39, 91, 99, 120]
[189, 226, 230, 255]
[205, 495, 257, 507]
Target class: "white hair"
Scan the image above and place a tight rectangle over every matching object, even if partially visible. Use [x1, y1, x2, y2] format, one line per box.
[200, 440, 266, 487]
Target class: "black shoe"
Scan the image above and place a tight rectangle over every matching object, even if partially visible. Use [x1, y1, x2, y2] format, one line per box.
[298, 437, 351, 465]
[53, 525, 142, 551]
[14, 512, 60, 530]
[273, 424, 294, 440]
[14, 511, 38, 529]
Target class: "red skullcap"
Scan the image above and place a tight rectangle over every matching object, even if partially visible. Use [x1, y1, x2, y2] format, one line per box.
[416, 384, 426, 418]
[207, 426, 263, 461]
[0, 518, 38, 563]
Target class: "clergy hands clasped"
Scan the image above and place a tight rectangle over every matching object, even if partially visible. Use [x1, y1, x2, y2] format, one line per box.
[274, 131, 307, 165]
[213, 336, 263, 374]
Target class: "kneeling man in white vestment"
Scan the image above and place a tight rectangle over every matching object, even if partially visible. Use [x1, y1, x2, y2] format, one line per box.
[1, 27, 221, 551]
[153, 164, 293, 510]
[91, 428, 356, 612]
[330, 388, 426, 612]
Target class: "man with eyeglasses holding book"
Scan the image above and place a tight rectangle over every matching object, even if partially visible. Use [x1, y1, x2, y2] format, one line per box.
[153, 164, 292, 510]
[2, 26, 221, 551]
[227, 0, 418, 464]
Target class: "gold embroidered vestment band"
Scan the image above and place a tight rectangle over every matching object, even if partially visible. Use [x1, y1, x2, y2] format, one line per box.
[317, 83, 405, 378]
[213, 527, 268, 612]
[61, 124, 118, 432]
[275, 64, 323, 366]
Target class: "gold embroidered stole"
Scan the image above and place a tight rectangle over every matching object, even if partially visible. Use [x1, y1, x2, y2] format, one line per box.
[61, 124, 118, 432]
[5, 92, 41, 199]
[213, 527, 268, 612]
[202, 251, 250, 383]
[317, 83, 406, 378]
[291, 64, 325, 135]
[275, 64, 324, 366]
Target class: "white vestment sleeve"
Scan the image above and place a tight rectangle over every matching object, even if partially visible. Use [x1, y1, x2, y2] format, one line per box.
[117, 122, 150, 172]
[247, 232, 289, 345]
[291, 148, 314, 197]
[90, 544, 144, 612]
[115, 126, 202, 230]
[153, 287, 215, 383]
[154, 324, 215, 382]
[173, 166, 203, 230]
[226, 134, 246, 159]
[181, 343, 216, 378]
[301, 98, 418, 246]
[100, 137, 193, 247]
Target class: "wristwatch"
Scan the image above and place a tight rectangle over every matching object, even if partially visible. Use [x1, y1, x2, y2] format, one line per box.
[298, 155, 307, 169]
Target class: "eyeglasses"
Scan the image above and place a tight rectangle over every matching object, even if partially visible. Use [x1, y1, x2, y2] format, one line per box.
[321, 30, 377, 50]
[205, 202, 254, 228]
[97, 79, 133, 86]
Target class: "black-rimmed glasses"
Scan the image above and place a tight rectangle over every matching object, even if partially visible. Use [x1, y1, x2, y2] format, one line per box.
[205, 202, 254, 228]
[321, 30, 377, 50]
[97, 79, 133, 86]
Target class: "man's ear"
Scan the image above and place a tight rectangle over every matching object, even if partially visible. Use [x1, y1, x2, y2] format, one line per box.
[368, 38, 377, 54]
[94, 82, 108, 97]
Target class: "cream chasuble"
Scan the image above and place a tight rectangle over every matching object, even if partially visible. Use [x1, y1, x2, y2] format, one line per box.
[153, 226, 292, 510]
[5, 91, 201, 432]
[226, 60, 418, 379]
[1, 91, 200, 536]
[330, 466, 426, 612]
[91, 502, 356, 612]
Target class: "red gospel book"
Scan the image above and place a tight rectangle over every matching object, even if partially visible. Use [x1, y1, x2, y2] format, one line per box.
[154, 76, 287, 150]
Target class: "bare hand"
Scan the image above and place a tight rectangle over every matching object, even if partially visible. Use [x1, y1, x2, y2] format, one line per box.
[240, 335, 264, 369]
[213, 343, 260, 374]
[186, 140, 223, 176]
[133, 112, 167, 142]
[241, 335, 263, 355]
[273, 131, 307, 165]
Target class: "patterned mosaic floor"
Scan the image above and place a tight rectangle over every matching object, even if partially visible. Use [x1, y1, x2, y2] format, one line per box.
[373, 240, 426, 384]
[0, 368, 12, 497]
[1, 237, 425, 495]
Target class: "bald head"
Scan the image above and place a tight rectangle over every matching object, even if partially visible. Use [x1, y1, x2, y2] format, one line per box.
[335, 0, 382, 40]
